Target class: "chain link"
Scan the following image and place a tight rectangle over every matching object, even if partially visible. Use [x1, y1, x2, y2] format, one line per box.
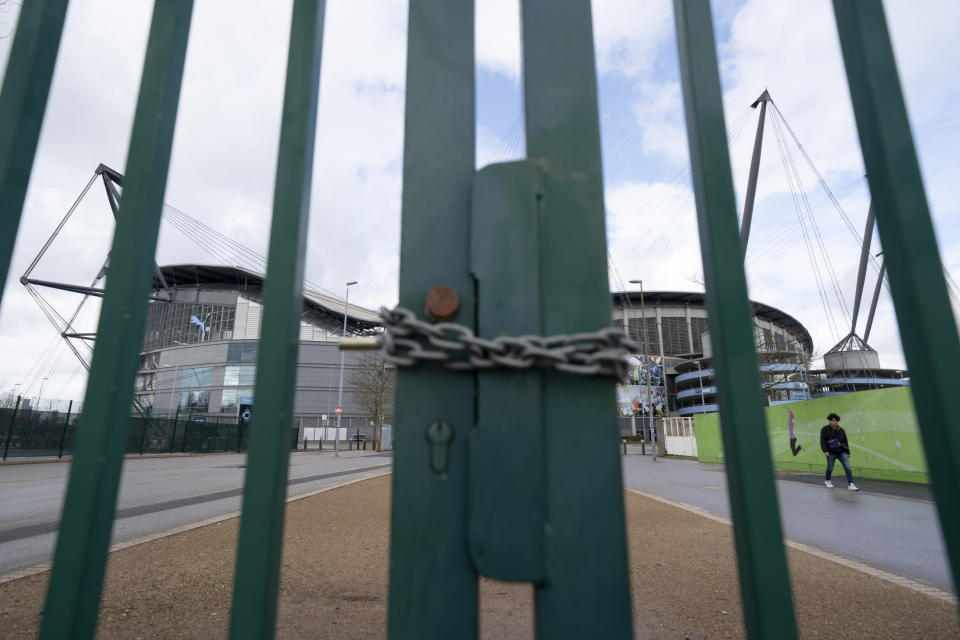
[377, 306, 639, 379]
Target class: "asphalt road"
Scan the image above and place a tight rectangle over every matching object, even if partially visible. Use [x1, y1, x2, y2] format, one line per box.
[621, 451, 954, 592]
[0, 450, 392, 576]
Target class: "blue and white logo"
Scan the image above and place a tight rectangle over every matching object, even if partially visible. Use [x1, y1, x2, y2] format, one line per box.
[190, 312, 212, 339]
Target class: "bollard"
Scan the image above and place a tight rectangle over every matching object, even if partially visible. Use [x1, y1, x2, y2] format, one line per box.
[641, 437, 645, 456]
[621, 439, 626, 455]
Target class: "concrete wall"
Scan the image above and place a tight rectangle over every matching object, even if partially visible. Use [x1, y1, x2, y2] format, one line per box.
[694, 386, 928, 483]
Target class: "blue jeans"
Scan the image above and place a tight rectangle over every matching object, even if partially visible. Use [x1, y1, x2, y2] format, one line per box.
[825, 452, 854, 483]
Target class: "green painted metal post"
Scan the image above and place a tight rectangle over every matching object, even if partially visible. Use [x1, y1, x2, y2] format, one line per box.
[58, 399, 73, 458]
[183, 415, 191, 453]
[228, 2, 326, 638]
[3, 395, 22, 461]
[673, 2, 798, 638]
[39, 2, 194, 637]
[387, 1, 478, 637]
[832, 0, 960, 597]
[169, 409, 179, 453]
[520, 2, 633, 636]
[0, 0, 69, 305]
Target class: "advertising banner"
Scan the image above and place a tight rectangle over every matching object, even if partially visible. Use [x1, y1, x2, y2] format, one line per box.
[616, 354, 666, 417]
[694, 387, 928, 483]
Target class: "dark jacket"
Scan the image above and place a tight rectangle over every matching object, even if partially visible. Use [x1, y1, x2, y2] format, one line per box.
[820, 425, 849, 454]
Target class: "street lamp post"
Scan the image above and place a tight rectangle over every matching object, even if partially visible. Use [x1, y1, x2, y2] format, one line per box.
[335, 281, 358, 457]
[629, 279, 655, 458]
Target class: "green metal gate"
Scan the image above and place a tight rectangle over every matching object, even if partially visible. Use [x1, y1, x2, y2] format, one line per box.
[0, 1, 957, 638]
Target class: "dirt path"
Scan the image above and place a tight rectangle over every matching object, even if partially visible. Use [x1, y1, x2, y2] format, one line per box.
[1, 474, 955, 638]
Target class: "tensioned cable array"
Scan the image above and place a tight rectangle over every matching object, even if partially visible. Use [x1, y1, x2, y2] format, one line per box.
[606, 106, 755, 294]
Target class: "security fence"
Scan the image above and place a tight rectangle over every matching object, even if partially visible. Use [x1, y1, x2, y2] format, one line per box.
[0, 1, 957, 639]
[0, 397, 303, 460]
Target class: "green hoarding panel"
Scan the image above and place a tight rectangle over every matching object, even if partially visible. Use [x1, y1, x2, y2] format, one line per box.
[696, 387, 929, 484]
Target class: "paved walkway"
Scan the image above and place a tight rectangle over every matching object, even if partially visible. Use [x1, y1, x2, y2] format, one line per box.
[1, 473, 957, 639]
[621, 452, 954, 592]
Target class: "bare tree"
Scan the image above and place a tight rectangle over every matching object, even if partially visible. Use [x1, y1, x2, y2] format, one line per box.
[0, 389, 17, 409]
[348, 351, 395, 452]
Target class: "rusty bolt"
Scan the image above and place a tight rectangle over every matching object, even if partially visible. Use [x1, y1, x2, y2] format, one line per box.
[425, 285, 460, 322]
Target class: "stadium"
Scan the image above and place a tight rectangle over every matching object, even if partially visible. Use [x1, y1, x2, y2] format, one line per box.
[132, 264, 383, 443]
[612, 290, 907, 419]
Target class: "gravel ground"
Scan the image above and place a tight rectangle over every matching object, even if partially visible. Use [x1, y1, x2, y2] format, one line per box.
[0, 474, 955, 639]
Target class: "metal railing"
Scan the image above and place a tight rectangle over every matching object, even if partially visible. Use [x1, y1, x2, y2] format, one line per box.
[0, 400, 283, 460]
[0, 1, 956, 638]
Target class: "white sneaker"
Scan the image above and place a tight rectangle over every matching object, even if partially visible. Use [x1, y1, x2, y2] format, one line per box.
[825, 480, 834, 488]
[848, 483, 859, 491]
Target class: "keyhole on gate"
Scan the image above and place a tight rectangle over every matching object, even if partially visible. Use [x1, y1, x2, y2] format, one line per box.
[426, 421, 454, 474]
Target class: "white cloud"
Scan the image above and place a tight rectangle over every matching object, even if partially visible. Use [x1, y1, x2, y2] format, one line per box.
[606, 180, 702, 292]
[476, 0, 522, 80]
[630, 81, 688, 166]
[592, 0, 673, 78]
[475, 0, 672, 81]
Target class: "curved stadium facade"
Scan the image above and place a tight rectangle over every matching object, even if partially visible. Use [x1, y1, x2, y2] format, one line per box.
[612, 290, 907, 419]
[612, 291, 814, 417]
[133, 265, 382, 440]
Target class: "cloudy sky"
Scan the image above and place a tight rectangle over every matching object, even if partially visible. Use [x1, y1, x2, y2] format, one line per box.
[1, 0, 958, 406]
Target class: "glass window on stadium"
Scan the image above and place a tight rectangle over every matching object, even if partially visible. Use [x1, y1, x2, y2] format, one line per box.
[224, 365, 256, 386]
[135, 372, 156, 391]
[178, 390, 210, 412]
[221, 388, 253, 414]
[661, 316, 690, 357]
[627, 318, 660, 356]
[774, 331, 787, 351]
[226, 342, 258, 363]
[180, 367, 213, 388]
[690, 317, 709, 354]
[143, 302, 236, 350]
[762, 328, 775, 352]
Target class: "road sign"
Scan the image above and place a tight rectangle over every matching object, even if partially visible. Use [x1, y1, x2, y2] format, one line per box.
[335, 406, 342, 415]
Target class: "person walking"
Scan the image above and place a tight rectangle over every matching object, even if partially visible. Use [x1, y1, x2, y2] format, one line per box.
[820, 413, 858, 491]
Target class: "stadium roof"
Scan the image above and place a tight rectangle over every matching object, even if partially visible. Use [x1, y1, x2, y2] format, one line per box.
[612, 290, 814, 355]
[153, 264, 382, 329]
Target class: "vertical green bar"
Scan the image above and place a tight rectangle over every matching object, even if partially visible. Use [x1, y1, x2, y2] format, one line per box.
[38, 2, 193, 638]
[387, 1, 477, 637]
[227, 2, 325, 638]
[520, 1, 632, 637]
[832, 0, 960, 595]
[672, 2, 797, 638]
[0, 0, 69, 305]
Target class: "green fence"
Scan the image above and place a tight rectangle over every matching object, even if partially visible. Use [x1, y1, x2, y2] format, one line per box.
[0, 1, 957, 638]
[695, 387, 929, 484]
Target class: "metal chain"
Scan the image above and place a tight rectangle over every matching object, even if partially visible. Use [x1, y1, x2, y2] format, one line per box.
[377, 306, 639, 380]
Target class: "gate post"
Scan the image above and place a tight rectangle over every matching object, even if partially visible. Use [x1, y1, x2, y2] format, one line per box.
[673, 1, 797, 637]
[39, 2, 194, 636]
[831, 0, 960, 595]
[387, 2, 478, 637]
